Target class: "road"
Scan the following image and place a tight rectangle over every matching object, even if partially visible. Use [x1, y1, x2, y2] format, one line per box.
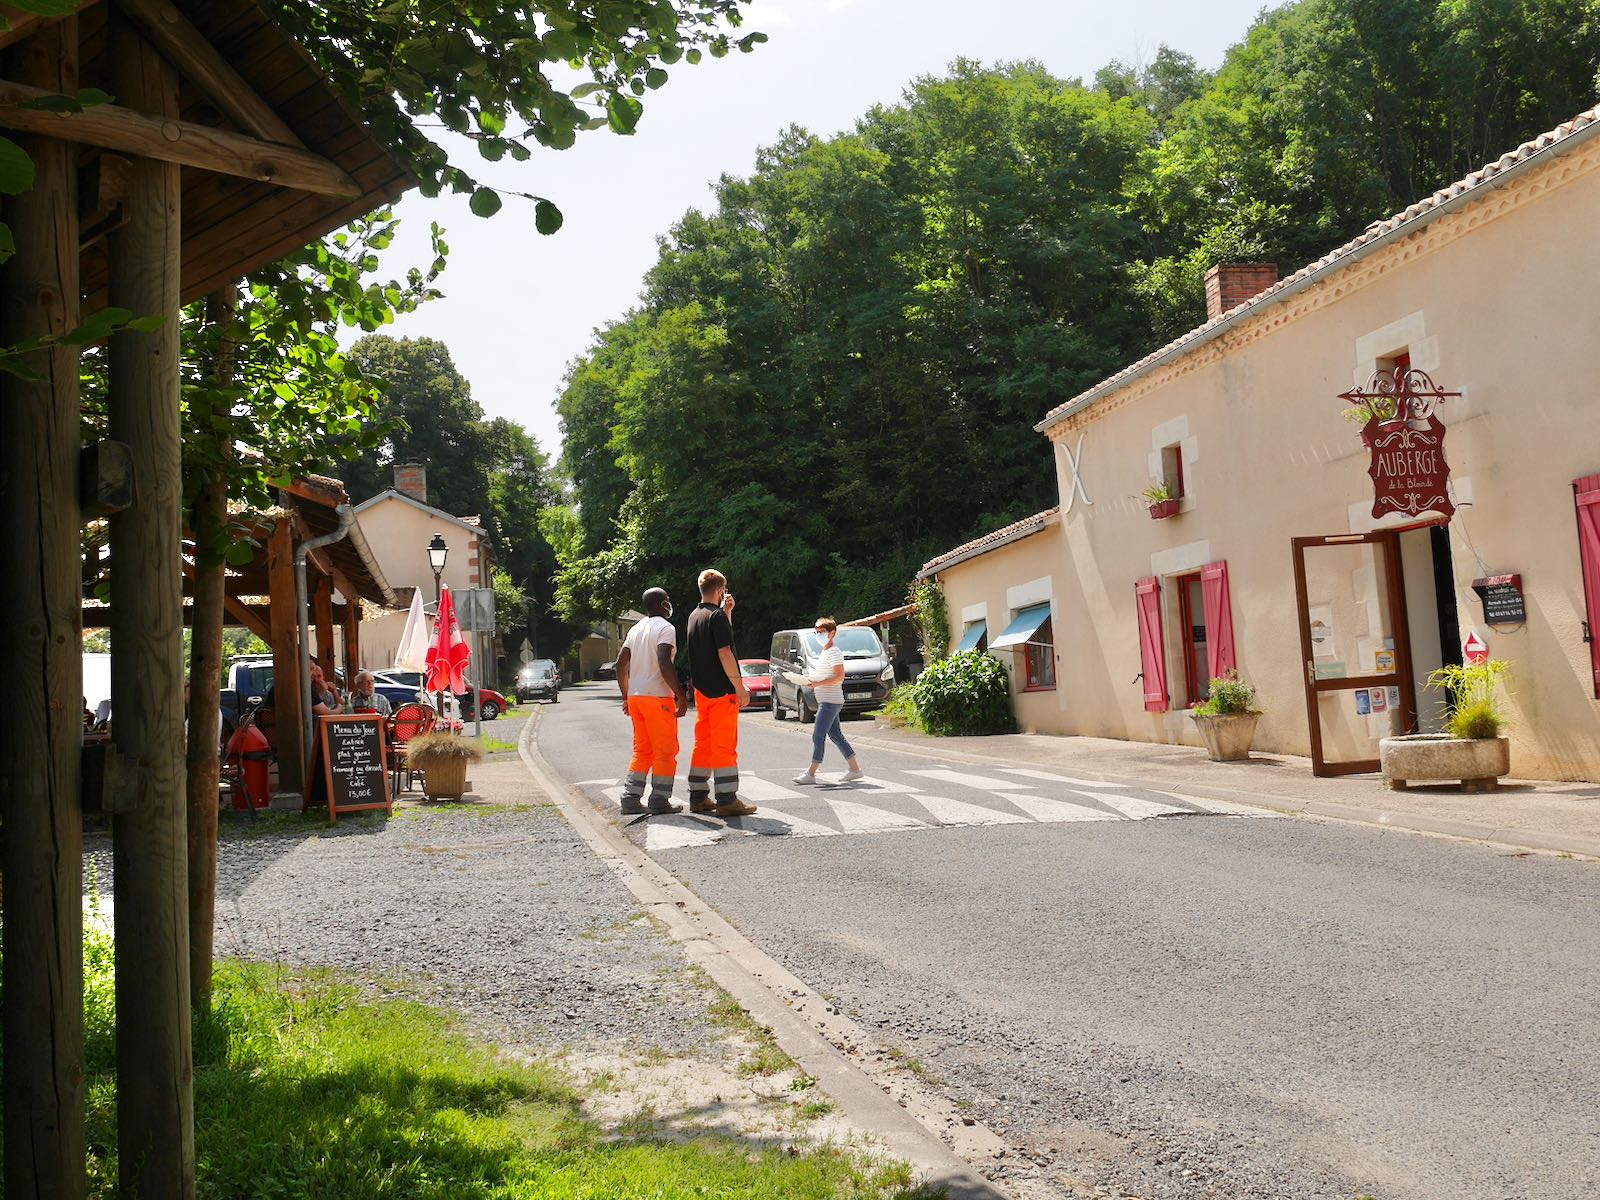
[536, 684, 1600, 1200]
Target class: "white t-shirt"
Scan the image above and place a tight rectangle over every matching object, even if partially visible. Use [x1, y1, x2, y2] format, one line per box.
[622, 615, 677, 697]
[811, 644, 845, 704]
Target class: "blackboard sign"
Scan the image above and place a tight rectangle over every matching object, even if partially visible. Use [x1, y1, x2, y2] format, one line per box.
[304, 713, 391, 821]
[1472, 574, 1526, 626]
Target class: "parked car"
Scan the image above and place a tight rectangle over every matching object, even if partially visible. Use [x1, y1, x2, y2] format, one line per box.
[738, 659, 773, 709]
[456, 686, 507, 721]
[768, 626, 894, 723]
[596, 660, 617, 681]
[371, 669, 426, 709]
[516, 659, 561, 703]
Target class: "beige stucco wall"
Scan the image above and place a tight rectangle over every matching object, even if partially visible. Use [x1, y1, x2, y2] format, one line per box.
[355, 495, 489, 597]
[1027, 136, 1600, 780]
[932, 525, 1069, 735]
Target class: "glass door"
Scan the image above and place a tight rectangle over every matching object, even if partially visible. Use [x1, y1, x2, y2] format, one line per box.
[1291, 533, 1419, 775]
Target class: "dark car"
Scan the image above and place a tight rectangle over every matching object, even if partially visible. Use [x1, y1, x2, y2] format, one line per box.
[596, 660, 617, 681]
[739, 659, 773, 709]
[371, 669, 426, 709]
[516, 659, 560, 703]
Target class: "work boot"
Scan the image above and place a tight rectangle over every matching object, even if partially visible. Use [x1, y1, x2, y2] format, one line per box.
[647, 797, 683, 815]
[689, 798, 717, 814]
[712, 798, 757, 818]
[619, 796, 646, 815]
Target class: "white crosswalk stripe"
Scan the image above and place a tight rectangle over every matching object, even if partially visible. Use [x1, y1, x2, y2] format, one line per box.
[812, 773, 925, 794]
[735, 811, 844, 839]
[997, 792, 1123, 823]
[907, 768, 1034, 792]
[1072, 790, 1193, 819]
[822, 796, 932, 834]
[642, 816, 727, 852]
[913, 794, 1032, 827]
[997, 767, 1132, 789]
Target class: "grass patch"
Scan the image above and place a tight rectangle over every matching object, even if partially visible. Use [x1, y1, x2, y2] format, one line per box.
[884, 1045, 939, 1084]
[477, 735, 518, 753]
[64, 929, 937, 1199]
[394, 801, 537, 819]
[797, 1097, 838, 1119]
[692, 968, 800, 1078]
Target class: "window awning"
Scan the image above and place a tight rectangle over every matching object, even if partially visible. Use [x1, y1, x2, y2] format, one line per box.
[989, 603, 1052, 650]
[955, 621, 987, 653]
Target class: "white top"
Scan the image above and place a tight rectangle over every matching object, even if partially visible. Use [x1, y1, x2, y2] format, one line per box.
[622, 615, 677, 697]
[811, 643, 845, 704]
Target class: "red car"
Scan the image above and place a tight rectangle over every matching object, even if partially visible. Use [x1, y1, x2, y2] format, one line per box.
[455, 686, 508, 721]
[739, 659, 773, 709]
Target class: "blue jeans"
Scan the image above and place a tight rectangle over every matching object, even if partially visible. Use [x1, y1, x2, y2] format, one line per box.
[811, 701, 855, 765]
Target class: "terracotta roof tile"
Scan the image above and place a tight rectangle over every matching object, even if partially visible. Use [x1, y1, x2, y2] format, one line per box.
[1038, 107, 1600, 431]
[919, 508, 1059, 578]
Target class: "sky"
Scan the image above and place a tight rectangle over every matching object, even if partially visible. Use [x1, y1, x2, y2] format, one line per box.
[364, 0, 1273, 461]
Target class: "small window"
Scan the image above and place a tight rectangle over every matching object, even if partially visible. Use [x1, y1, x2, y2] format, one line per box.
[956, 621, 988, 653]
[1160, 444, 1185, 499]
[1175, 572, 1209, 706]
[1024, 617, 1055, 691]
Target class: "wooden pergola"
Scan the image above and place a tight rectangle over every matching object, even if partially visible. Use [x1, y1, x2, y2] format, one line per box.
[0, 3, 412, 1197]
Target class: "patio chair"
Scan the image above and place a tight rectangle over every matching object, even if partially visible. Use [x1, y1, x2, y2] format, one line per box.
[389, 702, 437, 795]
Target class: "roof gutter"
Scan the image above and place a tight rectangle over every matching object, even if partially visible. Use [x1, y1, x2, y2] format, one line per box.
[1035, 112, 1600, 434]
[917, 516, 1055, 580]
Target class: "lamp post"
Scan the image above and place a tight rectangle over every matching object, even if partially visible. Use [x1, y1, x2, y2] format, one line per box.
[427, 534, 448, 716]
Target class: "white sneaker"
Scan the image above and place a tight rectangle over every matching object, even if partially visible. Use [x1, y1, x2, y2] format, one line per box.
[841, 769, 866, 782]
[792, 772, 818, 785]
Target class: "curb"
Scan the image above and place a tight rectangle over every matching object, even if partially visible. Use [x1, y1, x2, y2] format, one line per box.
[516, 710, 1019, 1200]
[842, 728, 1600, 861]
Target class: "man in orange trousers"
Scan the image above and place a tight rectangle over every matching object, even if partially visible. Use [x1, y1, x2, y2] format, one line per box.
[686, 568, 755, 817]
[615, 587, 689, 815]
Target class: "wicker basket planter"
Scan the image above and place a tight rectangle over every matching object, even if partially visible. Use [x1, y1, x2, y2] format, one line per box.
[406, 731, 483, 802]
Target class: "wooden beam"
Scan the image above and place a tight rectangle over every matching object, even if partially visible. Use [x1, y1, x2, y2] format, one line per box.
[0, 80, 360, 197]
[344, 598, 362, 682]
[1, 15, 87, 1199]
[313, 573, 335, 682]
[115, 0, 304, 148]
[266, 517, 303, 793]
[0, 3, 93, 53]
[106, 12, 193, 1196]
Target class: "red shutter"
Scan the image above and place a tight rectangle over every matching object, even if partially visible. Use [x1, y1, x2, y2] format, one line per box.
[1576, 475, 1600, 697]
[1200, 560, 1237, 680]
[1135, 576, 1168, 713]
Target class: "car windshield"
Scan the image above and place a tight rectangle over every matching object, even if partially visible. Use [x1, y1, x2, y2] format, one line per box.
[524, 664, 554, 678]
[804, 629, 882, 659]
[739, 662, 770, 677]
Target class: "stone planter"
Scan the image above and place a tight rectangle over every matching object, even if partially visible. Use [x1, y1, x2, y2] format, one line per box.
[416, 754, 470, 801]
[1190, 711, 1260, 761]
[1148, 498, 1181, 520]
[1379, 734, 1510, 792]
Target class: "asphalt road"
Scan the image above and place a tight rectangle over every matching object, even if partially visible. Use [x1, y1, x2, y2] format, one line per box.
[537, 684, 1600, 1200]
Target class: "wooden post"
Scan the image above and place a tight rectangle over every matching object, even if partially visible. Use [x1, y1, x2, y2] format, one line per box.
[106, 13, 194, 1197]
[313, 573, 336, 682]
[0, 17, 87, 1199]
[267, 517, 304, 791]
[185, 287, 235, 1013]
[344, 598, 362, 682]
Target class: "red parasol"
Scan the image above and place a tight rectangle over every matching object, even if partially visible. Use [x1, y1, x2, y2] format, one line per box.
[425, 584, 471, 697]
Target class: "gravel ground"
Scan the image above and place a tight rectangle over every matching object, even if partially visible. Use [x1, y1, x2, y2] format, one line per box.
[83, 783, 726, 1057]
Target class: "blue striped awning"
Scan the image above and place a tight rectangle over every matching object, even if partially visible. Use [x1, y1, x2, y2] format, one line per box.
[988, 603, 1051, 650]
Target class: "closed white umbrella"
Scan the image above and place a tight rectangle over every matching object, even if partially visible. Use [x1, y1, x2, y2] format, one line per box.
[394, 588, 432, 673]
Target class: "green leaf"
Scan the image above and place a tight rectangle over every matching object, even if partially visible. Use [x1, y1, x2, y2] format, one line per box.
[469, 187, 502, 218]
[534, 199, 564, 235]
[126, 315, 167, 333]
[223, 540, 256, 567]
[645, 67, 668, 90]
[0, 136, 35, 196]
[606, 93, 643, 134]
[0, 221, 14, 265]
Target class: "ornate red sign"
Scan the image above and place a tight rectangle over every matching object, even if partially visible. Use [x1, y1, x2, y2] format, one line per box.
[1338, 367, 1461, 520]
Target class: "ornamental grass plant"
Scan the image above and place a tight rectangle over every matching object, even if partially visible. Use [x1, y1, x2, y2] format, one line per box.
[1427, 658, 1510, 740]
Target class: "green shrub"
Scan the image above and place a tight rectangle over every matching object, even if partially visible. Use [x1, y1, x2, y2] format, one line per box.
[1193, 671, 1258, 717]
[907, 650, 1016, 737]
[911, 579, 950, 662]
[1427, 658, 1509, 740]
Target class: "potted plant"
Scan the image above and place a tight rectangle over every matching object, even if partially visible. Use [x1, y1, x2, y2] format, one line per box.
[1189, 671, 1262, 761]
[405, 730, 485, 801]
[1380, 659, 1510, 792]
[1143, 480, 1180, 519]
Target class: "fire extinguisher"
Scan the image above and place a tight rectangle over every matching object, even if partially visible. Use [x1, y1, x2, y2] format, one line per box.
[224, 722, 273, 810]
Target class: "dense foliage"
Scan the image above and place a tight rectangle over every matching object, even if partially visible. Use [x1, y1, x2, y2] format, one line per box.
[553, 0, 1600, 654]
[901, 651, 1017, 737]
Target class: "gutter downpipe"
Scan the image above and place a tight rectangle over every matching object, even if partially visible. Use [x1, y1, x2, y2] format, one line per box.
[294, 503, 354, 772]
[1034, 112, 1600, 434]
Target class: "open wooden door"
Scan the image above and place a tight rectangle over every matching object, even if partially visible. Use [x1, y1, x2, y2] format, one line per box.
[1291, 533, 1419, 775]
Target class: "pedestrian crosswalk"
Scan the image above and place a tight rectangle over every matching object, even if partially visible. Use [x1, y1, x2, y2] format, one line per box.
[574, 761, 1277, 853]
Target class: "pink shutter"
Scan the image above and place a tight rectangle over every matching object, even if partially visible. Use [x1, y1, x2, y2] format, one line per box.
[1576, 475, 1600, 696]
[1200, 560, 1237, 680]
[1135, 576, 1168, 713]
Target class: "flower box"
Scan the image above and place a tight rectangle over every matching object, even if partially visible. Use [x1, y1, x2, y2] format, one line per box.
[1148, 498, 1181, 520]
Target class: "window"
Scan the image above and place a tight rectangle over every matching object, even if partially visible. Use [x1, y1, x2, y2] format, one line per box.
[956, 621, 988, 653]
[1024, 618, 1055, 690]
[1160, 443, 1185, 499]
[1175, 572, 1209, 705]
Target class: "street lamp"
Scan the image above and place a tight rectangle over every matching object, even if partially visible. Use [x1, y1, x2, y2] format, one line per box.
[427, 534, 448, 715]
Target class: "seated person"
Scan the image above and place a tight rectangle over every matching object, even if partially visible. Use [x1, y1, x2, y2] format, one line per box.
[260, 662, 337, 717]
[348, 671, 392, 717]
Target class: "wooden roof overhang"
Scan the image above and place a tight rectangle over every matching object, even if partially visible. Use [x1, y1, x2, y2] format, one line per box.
[0, 0, 415, 307]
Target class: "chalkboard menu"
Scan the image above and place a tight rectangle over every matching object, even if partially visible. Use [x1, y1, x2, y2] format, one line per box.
[304, 713, 391, 821]
[1472, 574, 1526, 626]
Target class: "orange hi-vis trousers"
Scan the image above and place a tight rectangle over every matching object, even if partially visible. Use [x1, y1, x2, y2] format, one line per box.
[621, 694, 678, 805]
[687, 691, 740, 805]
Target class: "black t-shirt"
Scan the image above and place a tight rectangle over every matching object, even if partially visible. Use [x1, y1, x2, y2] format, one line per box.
[686, 602, 735, 698]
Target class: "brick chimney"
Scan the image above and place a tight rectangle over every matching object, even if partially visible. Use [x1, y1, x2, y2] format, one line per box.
[394, 461, 428, 503]
[1204, 263, 1279, 321]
